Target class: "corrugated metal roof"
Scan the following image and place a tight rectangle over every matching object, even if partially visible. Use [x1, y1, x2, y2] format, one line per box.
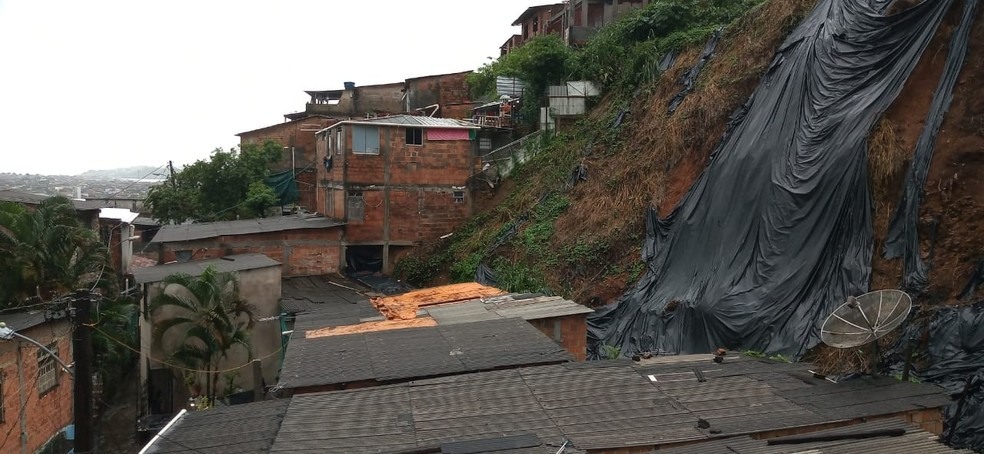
[151, 215, 344, 243]
[277, 317, 572, 390]
[318, 114, 480, 134]
[1, 309, 68, 332]
[270, 355, 953, 453]
[144, 399, 291, 453]
[132, 253, 281, 284]
[422, 294, 593, 324]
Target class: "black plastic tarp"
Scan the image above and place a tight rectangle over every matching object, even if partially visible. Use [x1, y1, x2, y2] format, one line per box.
[588, 0, 956, 358]
[885, 302, 984, 450]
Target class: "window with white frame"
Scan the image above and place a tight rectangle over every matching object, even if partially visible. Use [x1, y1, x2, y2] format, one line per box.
[37, 342, 59, 395]
[352, 125, 380, 155]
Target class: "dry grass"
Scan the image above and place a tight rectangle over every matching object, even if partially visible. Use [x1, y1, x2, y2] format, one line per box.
[555, 0, 818, 246]
[868, 118, 909, 198]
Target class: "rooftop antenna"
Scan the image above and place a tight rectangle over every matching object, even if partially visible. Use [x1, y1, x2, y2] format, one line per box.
[820, 289, 912, 375]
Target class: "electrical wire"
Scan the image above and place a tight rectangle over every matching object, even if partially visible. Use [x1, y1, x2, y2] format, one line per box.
[87, 324, 283, 374]
[101, 164, 168, 200]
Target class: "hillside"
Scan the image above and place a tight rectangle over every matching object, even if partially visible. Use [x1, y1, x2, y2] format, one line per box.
[399, 0, 983, 409]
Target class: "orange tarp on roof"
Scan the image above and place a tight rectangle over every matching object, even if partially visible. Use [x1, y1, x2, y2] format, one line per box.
[306, 318, 437, 338]
[371, 283, 505, 320]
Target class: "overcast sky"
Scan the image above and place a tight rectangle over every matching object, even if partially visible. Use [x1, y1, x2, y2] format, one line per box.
[0, 0, 536, 175]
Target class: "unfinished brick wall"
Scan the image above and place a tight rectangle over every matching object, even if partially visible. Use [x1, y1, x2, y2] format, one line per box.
[527, 314, 588, 361]
[160, 228, 344, 276]
[405, 72, 473, 117]
[240, 116, 338, 213]
[0, 320, 73, 454]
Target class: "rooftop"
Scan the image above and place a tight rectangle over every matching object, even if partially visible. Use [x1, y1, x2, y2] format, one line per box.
[0, 189, 104, 211]
[1, 309, 68, 332]
[424, 293, 594, 324]
[235, 114, 336, 137]
[280, 275, 377, 320]
[143, 399, 290, 454]
[132, 253, 281, 284]
[150, 215, 344, 244]
[369, 283, 593, 323]
[511, 3, 565, 26]
[277, 317, 573, 391]
[317, 114, 480, 134]
[657, 419, 969, 453]
[269, 354, 952, 452]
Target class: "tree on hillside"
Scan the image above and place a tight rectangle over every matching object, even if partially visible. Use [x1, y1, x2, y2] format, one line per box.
[0, 196, 110, 305]
[145, 140, 283, 224]
[150, 266, 256, 403]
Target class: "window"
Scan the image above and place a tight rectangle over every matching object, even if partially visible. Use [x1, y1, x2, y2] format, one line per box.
[479, 137, 492, 152]
[453, 191, 465, 204]
[405, 127, 423, 146]
[347, 192, 365, 222]
[37, 342, 59, 395]
[336, 129, 343, 155]
[352, 125, 380, 155]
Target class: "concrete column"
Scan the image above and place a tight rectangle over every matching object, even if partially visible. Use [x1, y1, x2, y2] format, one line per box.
[604, 0, 615, 25]
[581, 0, 589, 27]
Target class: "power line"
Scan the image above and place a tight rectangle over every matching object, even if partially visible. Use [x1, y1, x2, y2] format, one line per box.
[101, 164, 168, 200]
[87, 324, 283, 374]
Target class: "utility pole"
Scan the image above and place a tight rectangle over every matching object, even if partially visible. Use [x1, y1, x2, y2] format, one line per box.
[168, 161, 176, 188]
[72, 290, 95, 454]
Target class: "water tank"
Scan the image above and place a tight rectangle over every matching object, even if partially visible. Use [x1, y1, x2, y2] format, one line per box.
[343, 81, 356, 90]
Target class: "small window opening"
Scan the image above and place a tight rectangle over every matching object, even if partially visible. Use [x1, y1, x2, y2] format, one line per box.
[406, 128, 423, 146]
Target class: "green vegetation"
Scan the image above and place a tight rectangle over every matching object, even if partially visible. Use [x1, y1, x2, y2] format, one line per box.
[468, 0, 765, 102]
[601, 344, 623, 360]
[404, 0, 775, 298]
[150, 265, 257, 402]
[0, 196, 109, 304]
[0, 195, 137, 400]
[145, 140, 283, 224]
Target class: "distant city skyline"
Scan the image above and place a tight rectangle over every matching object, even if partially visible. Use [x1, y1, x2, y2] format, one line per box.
[0, 0, 537, 175]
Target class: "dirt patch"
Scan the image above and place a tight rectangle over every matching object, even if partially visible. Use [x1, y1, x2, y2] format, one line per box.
[870, 2, 984, 302]
[306, 318, 437, 338]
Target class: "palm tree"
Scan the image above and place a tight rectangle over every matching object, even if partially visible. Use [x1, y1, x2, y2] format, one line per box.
[0, 196, 109, 305]
[150, 266, 256, 402]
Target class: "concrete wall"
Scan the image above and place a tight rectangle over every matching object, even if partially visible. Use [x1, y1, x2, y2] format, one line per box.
[140, 266, 283, 413]
[0, 319, 73, 454]
[159, 228, 344, 276]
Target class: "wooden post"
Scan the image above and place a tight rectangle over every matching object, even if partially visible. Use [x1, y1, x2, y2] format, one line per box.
[252, 359, 263, 402]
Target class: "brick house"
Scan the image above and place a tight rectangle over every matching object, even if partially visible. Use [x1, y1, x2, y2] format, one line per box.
[315, 115, 481, 273]
[150, 215, 345, 276]
[132, 254, 283, 419]
[0, 311, 73, 454]
[286, 82, 406, 121]
[236, 115, 339, 213]
[511, 3, 566, 48]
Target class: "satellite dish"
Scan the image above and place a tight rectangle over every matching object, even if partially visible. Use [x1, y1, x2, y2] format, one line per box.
[820, 289, 912, 348]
